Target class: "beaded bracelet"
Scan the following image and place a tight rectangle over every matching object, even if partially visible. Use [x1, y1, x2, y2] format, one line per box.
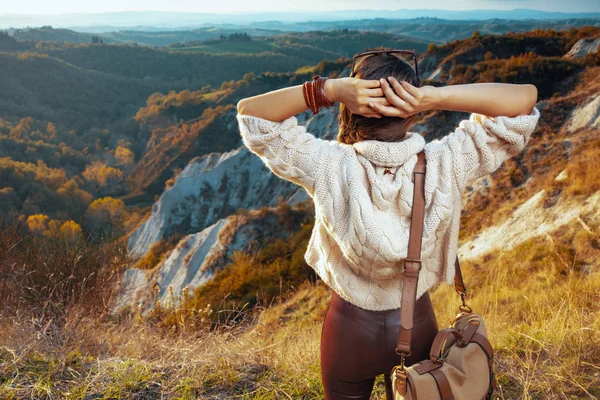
[302, 75, 335, 115]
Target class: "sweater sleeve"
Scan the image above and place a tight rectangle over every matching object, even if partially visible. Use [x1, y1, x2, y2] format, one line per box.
[443, 106, 541, 191]
[236, 112, 337, 196]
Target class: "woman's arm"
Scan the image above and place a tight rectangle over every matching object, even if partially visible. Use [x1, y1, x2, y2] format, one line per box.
[370, 77, 538, 118]
[236, 78, 388, 122]
[236, 77, 387, 196]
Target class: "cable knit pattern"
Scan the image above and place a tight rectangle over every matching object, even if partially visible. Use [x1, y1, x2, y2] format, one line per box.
[237, 107, 541, 311]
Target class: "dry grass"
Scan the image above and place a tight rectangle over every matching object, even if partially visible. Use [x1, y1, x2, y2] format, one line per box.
[433, 230, 600, 399]
[0, 281, 331, 399]
[1, 225, 598, 399]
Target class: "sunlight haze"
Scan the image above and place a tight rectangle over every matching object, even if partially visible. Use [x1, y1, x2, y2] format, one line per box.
[2, 0, 599, 14]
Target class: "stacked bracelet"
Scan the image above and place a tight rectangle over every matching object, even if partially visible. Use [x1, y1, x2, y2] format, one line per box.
[302, 75, 335, 115]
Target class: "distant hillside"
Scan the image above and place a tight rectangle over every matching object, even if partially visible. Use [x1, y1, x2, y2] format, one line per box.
[0, 52, 161, 130]
[168, 29, 430, 55]
[0, 28, 429, 224]
[4, 29, 402, 129]
[237, 18, 600, 44]
[5, 18, 599, 47]
[9, 26, 118, 44]
[7, 26, 284, 47]
[418, 27, 600, 98]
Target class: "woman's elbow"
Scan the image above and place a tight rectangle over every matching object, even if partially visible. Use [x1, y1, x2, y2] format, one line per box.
[237, 98, 248, 115]
[525, 84, 538, 114]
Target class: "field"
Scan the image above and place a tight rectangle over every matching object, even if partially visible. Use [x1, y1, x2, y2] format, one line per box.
[169, 41, 279, 54]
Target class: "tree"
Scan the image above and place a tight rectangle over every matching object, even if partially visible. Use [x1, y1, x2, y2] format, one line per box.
[84, 197, 125, 239]
[27, 214, 48, 235]
[82, 161, 123, 195]
[114, 146, 135, 168]
[59, 220, 83, 242]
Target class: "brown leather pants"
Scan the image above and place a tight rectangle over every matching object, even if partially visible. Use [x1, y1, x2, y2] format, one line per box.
[320, 290, 438, 399]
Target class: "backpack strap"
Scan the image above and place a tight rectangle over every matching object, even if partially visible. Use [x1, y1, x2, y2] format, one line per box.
[396, 151, 466, 357]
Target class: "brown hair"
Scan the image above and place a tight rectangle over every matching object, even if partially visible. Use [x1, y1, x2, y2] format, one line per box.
[337, 53, 421, 144]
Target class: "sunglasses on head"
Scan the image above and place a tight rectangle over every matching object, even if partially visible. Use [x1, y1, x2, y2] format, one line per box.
[350, 49, 420, 82]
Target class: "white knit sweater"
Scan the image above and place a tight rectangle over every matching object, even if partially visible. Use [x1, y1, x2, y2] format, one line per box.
[236, 107, 541, 311]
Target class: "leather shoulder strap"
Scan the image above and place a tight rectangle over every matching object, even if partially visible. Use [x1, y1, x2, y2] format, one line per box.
[396, 151, 466, 356]
[396, 151, 427, 355]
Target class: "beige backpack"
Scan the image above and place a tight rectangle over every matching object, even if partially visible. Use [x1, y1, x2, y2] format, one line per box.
[391, 151, 496, 400]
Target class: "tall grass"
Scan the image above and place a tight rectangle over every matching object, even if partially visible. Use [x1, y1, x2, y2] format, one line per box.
[1, 216, 598, 398]
[433, 228, 600, 399]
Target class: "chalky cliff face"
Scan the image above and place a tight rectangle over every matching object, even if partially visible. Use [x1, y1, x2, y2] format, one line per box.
[117, 36, 600, 311]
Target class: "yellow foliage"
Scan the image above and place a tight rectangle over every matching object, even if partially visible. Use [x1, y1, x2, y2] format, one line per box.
[26, 214, 48, 235]
[45, 219, 62, 237]
[59, 220, 83, 242]
[86, 197, 125, 220]
[84, 196, 126, 238]
[82, 161, 123, 190]
[115, 146, 135, 166]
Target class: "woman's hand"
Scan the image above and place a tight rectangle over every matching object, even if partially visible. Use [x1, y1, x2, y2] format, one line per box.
[327, 78, 388, 118]
[367, 77, 439, 118]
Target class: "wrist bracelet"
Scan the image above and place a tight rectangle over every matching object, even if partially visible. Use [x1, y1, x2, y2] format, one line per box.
[303, 75, 335, 115]
[317, 75, 335, 107]
[302, 82, 312, 113]
[303, 81, 316, 114]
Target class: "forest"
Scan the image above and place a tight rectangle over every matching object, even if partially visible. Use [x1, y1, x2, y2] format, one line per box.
[1, 27, 598, 234]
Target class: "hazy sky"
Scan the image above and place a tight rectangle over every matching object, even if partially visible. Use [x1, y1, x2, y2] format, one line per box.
[1, 0, 599, 15]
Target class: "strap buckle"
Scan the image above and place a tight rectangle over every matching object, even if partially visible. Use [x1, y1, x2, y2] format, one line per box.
[403, 258, 422, 278]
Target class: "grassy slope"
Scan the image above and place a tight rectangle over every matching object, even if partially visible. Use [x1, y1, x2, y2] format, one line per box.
[1, 238, 598, 398]
[169, 41, 279, 54]
[0, 52, 161, 130]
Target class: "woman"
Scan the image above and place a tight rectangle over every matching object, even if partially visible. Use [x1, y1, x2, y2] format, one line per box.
[236, 51, 540, 399]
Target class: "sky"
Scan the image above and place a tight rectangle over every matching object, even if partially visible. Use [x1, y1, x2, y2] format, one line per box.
[1, 0, 599, 15]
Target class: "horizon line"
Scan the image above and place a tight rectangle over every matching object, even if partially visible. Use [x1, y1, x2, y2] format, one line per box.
[2, 8, 600, 17]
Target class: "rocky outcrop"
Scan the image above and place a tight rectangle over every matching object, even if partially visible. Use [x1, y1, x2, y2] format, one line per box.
[565, 37, 600, 59]
[459, 186, 600, 260]
[566, 94, 600, 133]
[115, 205, 311, 312]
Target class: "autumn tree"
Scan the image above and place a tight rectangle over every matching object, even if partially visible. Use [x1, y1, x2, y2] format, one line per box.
[82, 161, 123, 195]
[114, 146, 135, 169]
[59, 220, 84, 242]
[84, 197, 125, 239]
[27, 214, 49, 235]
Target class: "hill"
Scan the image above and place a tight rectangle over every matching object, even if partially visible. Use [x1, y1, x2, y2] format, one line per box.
[8, 26, 118, 44]
[7, 26, 284, 47]
[1, 29, 425, 220]
[5, 18, 599, 47]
